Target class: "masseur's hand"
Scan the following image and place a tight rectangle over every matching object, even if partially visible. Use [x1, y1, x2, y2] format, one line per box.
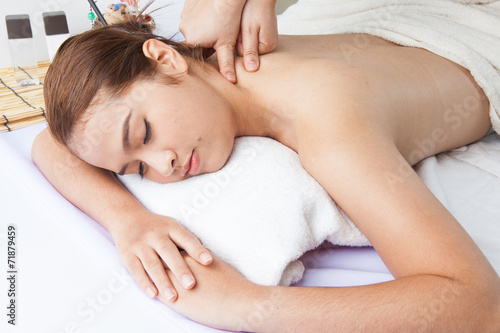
[112, 210, 212, 302]
[180, 0, 278, 83]
[236, 0, 278, 72]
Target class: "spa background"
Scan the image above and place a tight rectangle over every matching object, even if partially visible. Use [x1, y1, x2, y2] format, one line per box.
[0, 0, 298, 68]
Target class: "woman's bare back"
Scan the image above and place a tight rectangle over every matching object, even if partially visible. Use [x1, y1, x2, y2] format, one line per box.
[229, 34, 497, 288]
[234, 34, 491, 163]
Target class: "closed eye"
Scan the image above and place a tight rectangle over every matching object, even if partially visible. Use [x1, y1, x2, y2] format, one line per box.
[138, 120, 151, 179]
[144, 119, 151, 144]
[138, 162, 145, 179]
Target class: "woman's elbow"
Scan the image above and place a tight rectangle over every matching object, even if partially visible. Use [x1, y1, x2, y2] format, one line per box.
[470, 273, 500, 331]
[31, 128, 50, 166]
[487, 291, 500, 332]
[31, 128, 68, 171]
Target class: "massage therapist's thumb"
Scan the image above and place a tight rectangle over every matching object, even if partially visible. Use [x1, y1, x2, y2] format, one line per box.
[215, 43, 237, 83]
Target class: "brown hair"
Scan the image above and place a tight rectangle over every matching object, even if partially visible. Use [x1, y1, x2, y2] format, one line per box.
[44, 21, 205, 146]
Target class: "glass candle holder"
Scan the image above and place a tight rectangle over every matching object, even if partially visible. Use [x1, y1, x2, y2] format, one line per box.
[42, 11, 70, 62]
[5, 14, 40, 86]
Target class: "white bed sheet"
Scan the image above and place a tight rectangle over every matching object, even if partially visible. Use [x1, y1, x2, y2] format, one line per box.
[0, 124, 393, 333]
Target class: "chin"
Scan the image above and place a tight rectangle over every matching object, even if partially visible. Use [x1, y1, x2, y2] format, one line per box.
[218, 143, 235, 170]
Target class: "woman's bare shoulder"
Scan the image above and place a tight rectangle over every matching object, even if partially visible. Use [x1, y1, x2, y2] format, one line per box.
[275, 34, 396, 58]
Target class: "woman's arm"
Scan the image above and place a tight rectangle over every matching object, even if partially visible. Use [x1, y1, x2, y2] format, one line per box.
[286, 116, 500, 330]
[279, 122, 499, 331]
[31, 128, 213, 301]
[162, 254, 500, 332]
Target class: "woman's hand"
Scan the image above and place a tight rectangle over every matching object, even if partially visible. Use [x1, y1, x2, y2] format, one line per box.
[111, 211, 213, 302]
[161, 254, 266, 332]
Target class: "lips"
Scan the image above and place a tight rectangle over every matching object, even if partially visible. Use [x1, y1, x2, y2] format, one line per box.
[182, 150, 200, 177]
[187, 150, 200, 176]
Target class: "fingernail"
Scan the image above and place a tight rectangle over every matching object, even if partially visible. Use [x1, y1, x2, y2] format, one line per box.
[146, 287, 156, 298]
[182, 274, 195, 289]
[226, 72, 235, 82]
[200, 252, 212, 264]
[164, 288, 176, 302]
[246, 61, 257, 71]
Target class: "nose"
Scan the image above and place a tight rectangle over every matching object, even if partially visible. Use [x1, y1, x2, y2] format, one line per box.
[145, 150, 176, 177]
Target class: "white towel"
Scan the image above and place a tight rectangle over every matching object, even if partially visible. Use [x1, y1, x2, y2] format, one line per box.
[119, 137, 370, 286]
[278, 0, 500, 134]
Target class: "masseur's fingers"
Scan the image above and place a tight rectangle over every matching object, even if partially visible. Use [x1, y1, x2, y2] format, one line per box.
[240, 28, 260, 72]
[256, 22, 278, 56]
[169, 225, 213, 267]
[214, 43, 237, 83]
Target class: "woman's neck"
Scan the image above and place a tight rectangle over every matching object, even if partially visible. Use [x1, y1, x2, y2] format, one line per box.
[187, 56, 296, 145]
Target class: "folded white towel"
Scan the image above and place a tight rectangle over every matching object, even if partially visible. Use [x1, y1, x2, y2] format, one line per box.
[119, 137, 370, 286]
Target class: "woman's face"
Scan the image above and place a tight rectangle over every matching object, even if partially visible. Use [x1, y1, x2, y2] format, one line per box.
[70, 74, 237, 184]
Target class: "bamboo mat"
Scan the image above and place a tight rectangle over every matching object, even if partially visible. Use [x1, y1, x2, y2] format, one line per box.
[0, 61, 50, 133]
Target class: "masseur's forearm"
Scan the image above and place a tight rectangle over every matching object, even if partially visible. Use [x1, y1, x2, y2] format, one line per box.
[252, 275, 499, 332]
[31, 128, 145, 234]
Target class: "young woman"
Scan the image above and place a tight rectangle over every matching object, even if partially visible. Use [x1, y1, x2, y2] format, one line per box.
[32, 22, 500, 331]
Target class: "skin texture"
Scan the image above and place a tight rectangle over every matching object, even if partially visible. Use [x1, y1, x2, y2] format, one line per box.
[33, 34, 500, 331]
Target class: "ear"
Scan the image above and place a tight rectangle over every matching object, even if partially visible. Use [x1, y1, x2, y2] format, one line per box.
[142, 39, 188, 75]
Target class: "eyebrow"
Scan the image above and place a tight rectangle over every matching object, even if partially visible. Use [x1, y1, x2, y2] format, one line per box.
[118, 110, 133, 175]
